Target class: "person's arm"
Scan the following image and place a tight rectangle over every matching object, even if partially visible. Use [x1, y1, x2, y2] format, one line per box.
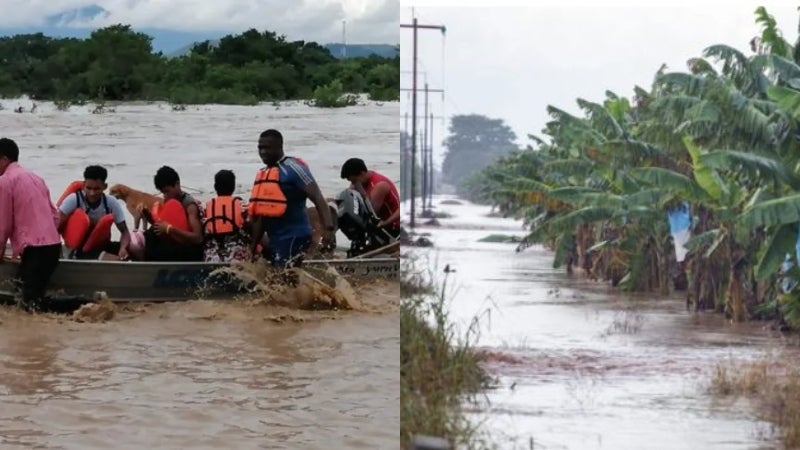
[157, 204, 203, 245]
[287, 159, 335, 247]
[250, 217, 266, 260]
[0, 178, 12, 258]
[46, 187, 59, 230]
[116, 222, 131, 259]
[303, 182, 334, 230]
[109, 197, 131, 257]
[380, 209, 400, 228]
[368, 181, 390, 214]
[289, 160, 333, 231]
[56, 193, 79, 232]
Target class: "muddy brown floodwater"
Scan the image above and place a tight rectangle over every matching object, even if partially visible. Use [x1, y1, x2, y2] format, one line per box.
[406, 196, 796, 450]
[0, 99, 399, 449]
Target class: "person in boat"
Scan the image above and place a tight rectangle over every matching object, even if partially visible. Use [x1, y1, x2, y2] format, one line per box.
[0, 138, 62, 311]
[57, 165, 132, 260]
[248, 129, 335, 268]
[141, 166, 204, 261]
[203, 169, 250, 262]
[339, 158, 401, 238]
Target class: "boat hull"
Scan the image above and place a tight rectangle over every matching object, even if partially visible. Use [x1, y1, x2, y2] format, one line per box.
[0, 258, 398, 302]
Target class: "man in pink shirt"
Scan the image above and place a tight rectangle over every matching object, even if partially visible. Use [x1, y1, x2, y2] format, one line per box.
[0, 138, 62, 311]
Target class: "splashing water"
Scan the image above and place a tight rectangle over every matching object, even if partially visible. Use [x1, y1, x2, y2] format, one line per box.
[209, 262, 365, 311]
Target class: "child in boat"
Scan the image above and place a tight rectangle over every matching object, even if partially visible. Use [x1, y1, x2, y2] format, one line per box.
[57, 165, 132, 260]
[142, 166, 204, 261]
[202, 170, 250, 262]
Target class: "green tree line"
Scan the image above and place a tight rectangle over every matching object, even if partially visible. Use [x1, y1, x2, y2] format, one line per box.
[0, 25, 399, 105]
[469, 7, 800, 328]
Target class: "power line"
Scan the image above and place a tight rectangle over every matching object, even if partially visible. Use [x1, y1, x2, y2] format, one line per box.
[400, 18, 446, 230]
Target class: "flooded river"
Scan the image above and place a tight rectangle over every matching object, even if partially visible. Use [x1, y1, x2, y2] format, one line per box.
[408, 196, 790, 450]
[0, 99, 399, 449]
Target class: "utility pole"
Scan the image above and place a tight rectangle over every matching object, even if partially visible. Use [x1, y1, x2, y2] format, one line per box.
[400, 17, 446, 230]
[402, 112, 409, 202]
[428, 111, 434, 210]
[422, 83, 429, 215]
[342, 20, 347, 58]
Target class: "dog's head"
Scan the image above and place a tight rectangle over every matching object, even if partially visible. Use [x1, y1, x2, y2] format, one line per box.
[108, 184, 130, 200]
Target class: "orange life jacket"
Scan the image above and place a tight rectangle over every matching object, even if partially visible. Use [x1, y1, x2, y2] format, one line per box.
[204, 196, 244, 236]
[57, 180, 84, 207]
[60, 190, 115, 253]
[151, 199, 191, 233]
[248, 166, 287, 218]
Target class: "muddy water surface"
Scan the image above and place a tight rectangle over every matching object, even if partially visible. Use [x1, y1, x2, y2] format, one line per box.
[407, 196, 791, 450]
[0, 99, 399, 449]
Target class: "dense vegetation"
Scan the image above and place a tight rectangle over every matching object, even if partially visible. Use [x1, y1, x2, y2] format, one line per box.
[0, 25, 399, 105]
[401, 262, 491, 449]
[469, 7, 800, 327]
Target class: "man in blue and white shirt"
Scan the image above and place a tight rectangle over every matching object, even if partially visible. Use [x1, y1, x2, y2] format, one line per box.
[58, 165, 131, 260]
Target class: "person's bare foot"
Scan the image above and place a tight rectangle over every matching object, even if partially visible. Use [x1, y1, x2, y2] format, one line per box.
[98, 252, 121, 261]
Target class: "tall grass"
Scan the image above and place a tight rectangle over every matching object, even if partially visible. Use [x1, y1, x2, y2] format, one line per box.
[710, 357, 800, 448]
[400, 259, 493, 449]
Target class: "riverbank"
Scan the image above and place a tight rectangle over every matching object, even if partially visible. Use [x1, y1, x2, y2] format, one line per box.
[0, 94, 397, 114]
[400, 261, 493, 449]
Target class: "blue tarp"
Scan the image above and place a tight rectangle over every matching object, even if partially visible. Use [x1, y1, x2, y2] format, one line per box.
[667, 202, 691, 234]
[779, 222, 800, 293]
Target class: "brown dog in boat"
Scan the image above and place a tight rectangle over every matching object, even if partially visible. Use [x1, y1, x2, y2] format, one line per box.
[108, 183, 164, 230]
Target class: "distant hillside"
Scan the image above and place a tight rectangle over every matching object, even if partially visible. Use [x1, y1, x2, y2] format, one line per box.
[0, 25, 227, 56]
[168, 41, 398, 59]
[0, 4, 227, 55]
[2, 4, 399, 58]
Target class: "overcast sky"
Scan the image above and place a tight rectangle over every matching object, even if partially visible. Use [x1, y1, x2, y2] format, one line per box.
[1, 0, 399, 44]
[400, 0, 800, 168]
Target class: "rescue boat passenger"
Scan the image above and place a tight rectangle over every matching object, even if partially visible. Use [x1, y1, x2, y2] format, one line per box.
[340, 158, 401, 238]
[57, 165, 131, 260]
[203, 169, 250, 262]
[143, 166, 204, 261]
[248, 129, 334, 268]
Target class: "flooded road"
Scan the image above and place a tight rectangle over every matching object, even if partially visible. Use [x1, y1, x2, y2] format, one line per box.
[407, 196, 788, 450]
[0, 99, 399, 449]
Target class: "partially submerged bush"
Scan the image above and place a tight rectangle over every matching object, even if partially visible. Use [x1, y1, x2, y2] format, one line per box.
[710, 357, 800, 447]
[400, 261, 492, 449]
[308, 79, 358, 108]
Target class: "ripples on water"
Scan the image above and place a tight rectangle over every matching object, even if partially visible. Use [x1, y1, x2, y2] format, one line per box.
[0, 99, 400, 449]
[405, 196, 791, 450]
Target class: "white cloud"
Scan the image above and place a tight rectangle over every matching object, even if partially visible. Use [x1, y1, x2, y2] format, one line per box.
[400, 2, 800, 168]
[0, 0, 399, 43]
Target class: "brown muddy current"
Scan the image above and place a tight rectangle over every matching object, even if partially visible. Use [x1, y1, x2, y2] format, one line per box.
[406, 197, 800, 450]
[0, 99, 399, 449]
